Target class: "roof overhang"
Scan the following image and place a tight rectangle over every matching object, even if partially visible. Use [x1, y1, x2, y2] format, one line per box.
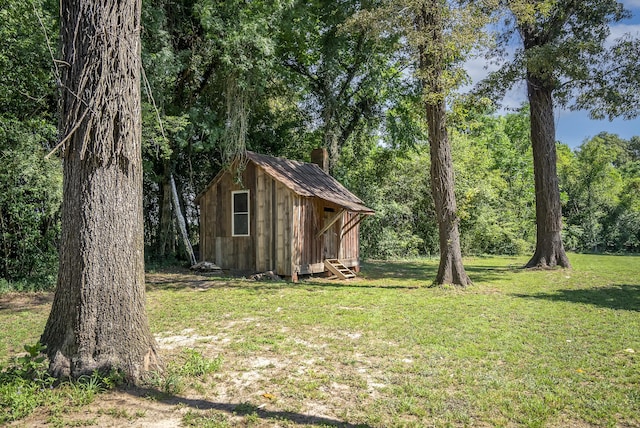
[194, 152, 375, 216]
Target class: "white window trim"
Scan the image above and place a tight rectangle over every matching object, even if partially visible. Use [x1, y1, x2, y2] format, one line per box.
[231, 190, 250, 237]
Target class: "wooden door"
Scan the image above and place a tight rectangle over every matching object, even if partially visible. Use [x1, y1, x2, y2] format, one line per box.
[323, 209, 339, 259]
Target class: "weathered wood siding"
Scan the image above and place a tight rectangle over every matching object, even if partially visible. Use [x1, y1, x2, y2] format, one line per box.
[199, 161, 362, 277]
[198, 164, 257, 272]
[253, 167, 294, 276]
[340, 211, 360, 269]
[199, 163, 296, 276]
[291, 200, 361, 275]
[292, 198, 323, 275]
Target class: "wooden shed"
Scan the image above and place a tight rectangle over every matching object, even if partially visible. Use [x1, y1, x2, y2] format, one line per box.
[195, 150, 374, 280]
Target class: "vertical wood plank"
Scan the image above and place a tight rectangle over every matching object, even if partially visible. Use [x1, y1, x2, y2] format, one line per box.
[215, 237, 222, 267]
[291, 196, 300, 272]
[256, 168, 266, 271]
[200, 195, 207, 260]
[283, 189, 291, 276]
[274, 181, 279, 273]
[276, 182, 285, 274]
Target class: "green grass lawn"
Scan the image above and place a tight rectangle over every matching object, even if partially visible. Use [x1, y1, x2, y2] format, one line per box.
[1, 253, 638, 427]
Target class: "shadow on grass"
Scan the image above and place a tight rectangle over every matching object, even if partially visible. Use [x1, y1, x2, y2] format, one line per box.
[0, 292, 53, 313]
[462, 264, 523, 283]
[147, 279, 424, 292]
[146, 260, 519, 292]
[360, 260, 437, 280]
[126, 387, 371, 428]
[146, 277, 241, 291]
[362, 260, 521, 284]
[511, 284, 640, 311]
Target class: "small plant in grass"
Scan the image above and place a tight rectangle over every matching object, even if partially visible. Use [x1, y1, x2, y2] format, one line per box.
[163, 371, 186, 395]
[183, 409, 231, 427]
[1, 342, 54, 386]
[233, 402, 259, 415]
[0, 342, 128, 424]
[178, 349, 222, 377]
[0, 342, 55, 423]
[65, 373, 103, 406]
[0, 379, 48, 423]
[233, 402, 260, 424]
[144, 369, 185, 395]
[143, 350, 220, 395]
[99, 367, 127, 389]
[98, 407, 138, 420]
[65, 368, 127, 407]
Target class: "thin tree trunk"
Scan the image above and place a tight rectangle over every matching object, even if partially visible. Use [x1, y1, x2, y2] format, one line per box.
[170, 174, 196, 265]
[41, 0, 160, 381]
[322, 104, 340, 175]
[159, 163, 174, 257]
[525, 75, 571, 269]
[418, 2, 471, 286]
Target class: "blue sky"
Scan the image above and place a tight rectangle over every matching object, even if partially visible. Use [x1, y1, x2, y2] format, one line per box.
[465, 0, 640, 149]
[557, 1, 640, 148]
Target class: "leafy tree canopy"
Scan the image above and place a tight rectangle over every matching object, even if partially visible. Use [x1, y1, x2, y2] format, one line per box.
[479, 0, 639, 120]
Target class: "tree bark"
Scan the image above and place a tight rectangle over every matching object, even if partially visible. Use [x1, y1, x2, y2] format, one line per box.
[158, 173, 174, 257]
[525, 75, 572, 269]
[41, 0, 160, 381]
[170, 173, 196, 265]
[426, 101, 472, 286]
[418, 2, 471, 286]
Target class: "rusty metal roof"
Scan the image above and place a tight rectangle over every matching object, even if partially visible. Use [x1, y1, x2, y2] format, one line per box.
[246, 151, 374, 214]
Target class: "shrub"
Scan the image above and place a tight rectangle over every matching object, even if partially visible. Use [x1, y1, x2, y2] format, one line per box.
[0, 118, 61, 288]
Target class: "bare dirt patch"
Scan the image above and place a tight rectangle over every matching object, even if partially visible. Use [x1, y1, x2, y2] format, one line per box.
[4, 273, 380, 427]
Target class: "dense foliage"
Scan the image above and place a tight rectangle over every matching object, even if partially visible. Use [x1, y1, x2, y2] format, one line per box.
[345, 106, 538, 259]
[0, 0, 60, 288]
[0, 0, 638, 288]
[0, 119, 61, 286]
[559, 133, 640, 253]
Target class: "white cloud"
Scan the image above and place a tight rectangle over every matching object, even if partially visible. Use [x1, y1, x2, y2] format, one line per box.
[462, 46, 525, 112]
[463, 55, 499, 85]
[604, 23, 640, 49]
[501, 85, 527, 111]
[622, 0, 640, 9]
[608, 23, 640, 40]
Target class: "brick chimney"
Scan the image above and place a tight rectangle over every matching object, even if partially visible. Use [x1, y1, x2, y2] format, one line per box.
[311, 148, 329, 173]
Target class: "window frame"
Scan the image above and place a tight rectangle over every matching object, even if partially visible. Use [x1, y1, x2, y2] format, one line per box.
[231, 190, 250, 237]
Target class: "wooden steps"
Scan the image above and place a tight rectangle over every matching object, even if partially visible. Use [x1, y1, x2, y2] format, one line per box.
[324, 259, 356, 280]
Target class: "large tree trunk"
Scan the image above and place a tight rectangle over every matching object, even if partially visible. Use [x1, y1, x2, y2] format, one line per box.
[41, 0, 160, 381]
[426, 101, 472, 286]
[525, 75, 571, 269]
[418, 2, 471, 286]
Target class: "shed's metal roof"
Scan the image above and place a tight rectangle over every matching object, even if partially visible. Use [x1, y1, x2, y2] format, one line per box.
[246, 151, 374, 214]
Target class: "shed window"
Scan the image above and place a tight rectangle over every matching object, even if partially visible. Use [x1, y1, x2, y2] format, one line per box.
[232, 190, 250, 236]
